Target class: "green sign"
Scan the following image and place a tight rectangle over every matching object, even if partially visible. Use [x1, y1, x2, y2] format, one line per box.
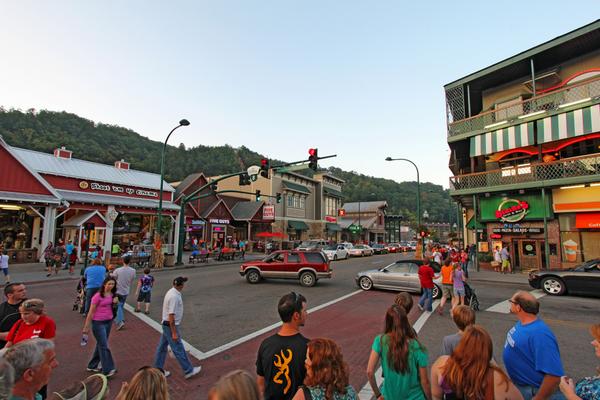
[348, 224, 362, 233]
[479, 194, 552, 222]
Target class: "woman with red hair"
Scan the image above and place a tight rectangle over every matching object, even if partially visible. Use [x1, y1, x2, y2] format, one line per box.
[292, 338, 357, 400]
[431, 325, 522, 400]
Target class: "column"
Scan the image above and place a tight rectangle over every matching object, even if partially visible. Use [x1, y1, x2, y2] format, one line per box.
[39, 206, 56, 262]
[173, 214, 181, 259]
[104, 206, 115, 261]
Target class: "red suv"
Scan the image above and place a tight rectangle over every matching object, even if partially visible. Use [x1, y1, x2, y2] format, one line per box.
[239, 250, 332, 287]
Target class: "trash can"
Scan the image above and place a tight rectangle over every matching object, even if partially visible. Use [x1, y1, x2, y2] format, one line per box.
[164, 253, 175, 268]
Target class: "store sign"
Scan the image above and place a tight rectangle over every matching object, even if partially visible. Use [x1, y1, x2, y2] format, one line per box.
[325, 216, 337, 222]
[263, 205, 275, 220]
[79, 180, 158, 198]
[191, 219, 205, 225]
[490, 233, 502, 239]
[209, 218, 230, 224]
[495, 199, 529, 222]
[492, 224, 543, 234]
[575, 212, 600, 229]
[213, 226, 224, 232]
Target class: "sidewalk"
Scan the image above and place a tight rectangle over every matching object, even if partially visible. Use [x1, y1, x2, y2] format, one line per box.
[466, 263, 530, 285]
[6, 252, 264, 284]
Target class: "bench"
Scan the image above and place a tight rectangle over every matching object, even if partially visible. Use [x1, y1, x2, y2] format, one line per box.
[189, 253, 209, 264]
[131, 255, 151, 269]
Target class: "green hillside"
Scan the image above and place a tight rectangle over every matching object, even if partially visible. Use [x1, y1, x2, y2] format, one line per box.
[0, 107, 453, 225]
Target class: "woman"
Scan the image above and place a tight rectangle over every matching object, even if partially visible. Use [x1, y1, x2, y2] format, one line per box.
[116, 367, 169, 400]
[367, 305, 430, 400]
[44, 242, 54, 275]
[208, 369, 260, 400]
[292, 338, 357, 400]
[431, 325, 522, 400]
[83, 277, 118, 377]
[5, 298, 56, 347]
[492, 246, 502, 273]
[452, 263, 466, 309]
[560, 323, 600, 400]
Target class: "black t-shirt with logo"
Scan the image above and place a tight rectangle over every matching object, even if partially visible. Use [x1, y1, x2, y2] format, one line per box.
[0, 301, 23, 349]
[256, 333, 309, 400]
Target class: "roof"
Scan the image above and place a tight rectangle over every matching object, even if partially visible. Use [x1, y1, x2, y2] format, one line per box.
[174, 172, 206, 200]
[323, 187, 343, 198]
[12, 147, 175, 192]
[282, 181, 311, 194]
[338, 217, 357, 229]
[314, 172, 346, 183]
[57, 190, 180, 211]
[445, 20, 600, 90]
[230, 201, 263, 221]
[63, 211, 106, 227]
[0, 191, 62, 205]
[342, 201, 387, 213]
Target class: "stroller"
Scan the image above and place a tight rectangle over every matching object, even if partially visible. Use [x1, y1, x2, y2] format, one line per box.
[463, 282, 480, 311]
[73, 277, 86, 313]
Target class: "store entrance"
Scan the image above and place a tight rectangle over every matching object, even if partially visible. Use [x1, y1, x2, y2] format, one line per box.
[514, 239, 543, 271]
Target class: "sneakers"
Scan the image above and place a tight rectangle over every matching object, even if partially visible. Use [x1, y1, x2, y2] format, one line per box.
[163, 370, 171, 378]
[134, 308, 141, 313]
[86, 367, 101, 372]
[417, 303, 424, 311]
[116, 322, 125, 330]
[105, 369, 117, 377]
[184, 366, 202, 379]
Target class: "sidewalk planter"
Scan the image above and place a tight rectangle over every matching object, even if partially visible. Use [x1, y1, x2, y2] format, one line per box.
[164, 253, 175, 268]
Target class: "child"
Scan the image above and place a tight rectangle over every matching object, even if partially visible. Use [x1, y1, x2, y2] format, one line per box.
[135, 268, 154, 314]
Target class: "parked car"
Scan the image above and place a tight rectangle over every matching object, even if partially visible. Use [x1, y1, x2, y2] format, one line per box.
[386, 243, 401, 253]
[239, 250, 331, 287]
[348, 244, 374, 257]
[322, 244, 349, 261]
[371, 244, 389, 255]
[528, 258, 600, 297]
[297, 239, 328, 251]
[356, 259, 442, 298]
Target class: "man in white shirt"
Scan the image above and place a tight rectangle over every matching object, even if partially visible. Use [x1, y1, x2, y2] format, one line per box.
[0, 250, 10, 284]
[153, 276, 201, 379]
[112, 255, 136, 330]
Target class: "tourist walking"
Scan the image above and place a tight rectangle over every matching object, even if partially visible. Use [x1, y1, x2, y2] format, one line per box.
[5, 298, 56, 347]
[153, 277, 202, 379]
[83, 259, 107, 315]
[43, 242, 54, 275]
[559, 323, 600, 400]
[115, 367, 169, 400]
[503, 291, 564, 400]
[452, 262, 467, 308]
[134, 268, 154, 315]
[256, 292, 309, 400]
[501, 244, 512, 274]
[208, 370, 260, 400]
[0, 282, 27, 349]
[437, 259, 454, 315]
[417, 258, 437, 312]
[367, 305, 430, 400]
[113, 255, 136, 330]
[4, 339, 58, 400]
[0, 250, 9, 284]
[82, 277, 119, 377]
[493, 246, 502, 272]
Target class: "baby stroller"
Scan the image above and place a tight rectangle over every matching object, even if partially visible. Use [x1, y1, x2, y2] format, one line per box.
[463, 282, 480, 311]
[73, 277, 86, 313]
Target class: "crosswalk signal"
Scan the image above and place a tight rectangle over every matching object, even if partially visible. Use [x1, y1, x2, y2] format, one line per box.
[308, 148, 318, 171]
[260, 158, 270, 178]
[276, 193, 282, 203]
[255, 190, 261, 202]
[239, 173, 251, 186]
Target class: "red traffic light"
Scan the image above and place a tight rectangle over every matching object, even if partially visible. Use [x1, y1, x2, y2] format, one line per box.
[420, 231, 425, 237]
[338, 209, 346, 217]
[308, 148, 316, 156]
[261, 158, 268, 166]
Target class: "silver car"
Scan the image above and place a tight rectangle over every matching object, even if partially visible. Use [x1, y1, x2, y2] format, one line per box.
[355, 259, 442, 299]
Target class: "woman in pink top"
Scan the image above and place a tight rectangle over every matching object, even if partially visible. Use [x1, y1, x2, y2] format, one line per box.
[83, 277, 118, 377]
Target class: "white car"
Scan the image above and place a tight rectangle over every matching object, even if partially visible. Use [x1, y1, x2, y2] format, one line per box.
[297, 239, 328, 251]
[348, 244, 374, 257]
[322, 244, 349, 261]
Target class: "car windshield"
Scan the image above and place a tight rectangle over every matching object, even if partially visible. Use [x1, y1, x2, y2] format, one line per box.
[324, 245, 337, 250]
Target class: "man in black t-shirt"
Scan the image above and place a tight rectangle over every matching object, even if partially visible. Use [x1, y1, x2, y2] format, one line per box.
[0, 282, 27, 349]
[256, 292, 309, 400]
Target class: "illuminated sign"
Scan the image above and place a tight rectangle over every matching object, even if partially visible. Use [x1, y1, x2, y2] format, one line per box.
[263, 205, 275, 220]
[495, 199, 529, 222]
[209, 218, 230, 224]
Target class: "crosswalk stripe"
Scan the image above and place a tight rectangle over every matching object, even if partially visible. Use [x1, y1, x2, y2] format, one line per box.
[484, 289, 545, 314]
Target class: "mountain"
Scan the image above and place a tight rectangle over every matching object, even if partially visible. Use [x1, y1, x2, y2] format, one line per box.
[0, 107, 453, 224]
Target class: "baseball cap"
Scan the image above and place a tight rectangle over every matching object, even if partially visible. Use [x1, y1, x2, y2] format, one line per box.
[173, 276, 188, 286]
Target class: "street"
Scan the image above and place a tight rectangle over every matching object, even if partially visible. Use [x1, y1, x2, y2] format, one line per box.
[21, 253, 599, 399]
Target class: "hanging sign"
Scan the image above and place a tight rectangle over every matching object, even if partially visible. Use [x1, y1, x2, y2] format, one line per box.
[495, 199, 529, 222]
[263, 205, 275, 220]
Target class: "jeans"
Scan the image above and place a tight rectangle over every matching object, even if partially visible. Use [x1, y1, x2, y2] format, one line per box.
[115, 294, 127, 324]
[514, 383, 565, 400]
[88, 320, 115, 374]
[419, 288, 433, 311]
[154, 324, 193, 374]
[462, 261, 469, 278]
[84, 287, 100, 315]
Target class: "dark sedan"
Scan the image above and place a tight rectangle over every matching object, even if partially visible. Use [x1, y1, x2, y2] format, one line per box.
[528, 258, 600, 297]
[371, 244, 389, 255]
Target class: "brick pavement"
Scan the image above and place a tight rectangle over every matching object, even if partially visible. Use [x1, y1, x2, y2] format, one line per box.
[29, 278, 422, 399]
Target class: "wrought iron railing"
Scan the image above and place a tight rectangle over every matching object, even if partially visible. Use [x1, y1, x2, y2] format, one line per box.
[447, 76, 600, 138]
[449, 153, 600, 192]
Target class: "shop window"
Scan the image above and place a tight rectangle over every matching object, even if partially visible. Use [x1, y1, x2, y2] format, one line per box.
[287, 195, 293, 207]
[581, 232, 600, 260]
[521, 241, 537, 257]
[549, 243, 558, 256]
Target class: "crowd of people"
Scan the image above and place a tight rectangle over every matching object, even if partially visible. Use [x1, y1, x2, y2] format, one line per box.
[0, 253, 597, 400]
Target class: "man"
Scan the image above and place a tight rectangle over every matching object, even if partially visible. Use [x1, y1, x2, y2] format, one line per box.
[1, 250, 10, 284]
[111, 242, 121, 257]
[0, 283, 27, 349]
[436, 259, 454, 315]
[65, 240, 74, 261]
[4, 338, 58, 400]
[112, 255, 136, 330]
[441, 305, 476, 355]
[417, 258, 438, 312]
[0, 356, 14, 400]
[432, 247, 442, 265]
[153, 277, 201, 379]
[503, 291, 564, 400]
[83, 260, 106, 315]
[256, 292, 309, 400]
[501, 244, 512, 274]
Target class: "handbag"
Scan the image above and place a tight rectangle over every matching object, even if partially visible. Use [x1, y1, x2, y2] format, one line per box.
[111, 297, 118, 320]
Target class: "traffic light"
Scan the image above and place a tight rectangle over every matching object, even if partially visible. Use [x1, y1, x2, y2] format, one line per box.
[260, 158, 270, 178]
[255, 190, 261, 202]
[308, 148, 318, 171]
[84, 222, 95, 231]
[210, 182, 218, 192]
[338, 208, 346, 217]
[239, 173, 251, 186]
[276, 193, 282, 203]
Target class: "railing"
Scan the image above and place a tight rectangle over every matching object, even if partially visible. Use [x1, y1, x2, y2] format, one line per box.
[449, 153, 600, 192]
[447, 76, 600, 138]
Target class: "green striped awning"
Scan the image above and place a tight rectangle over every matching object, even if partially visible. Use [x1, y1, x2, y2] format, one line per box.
[282, 181, 311, 194]
[470, 122, 535, 157]
[326, 223, 342, 232]
[288, 220, 309, 230]
[537, 104, 600, 144]
[324, 187, 343, 198]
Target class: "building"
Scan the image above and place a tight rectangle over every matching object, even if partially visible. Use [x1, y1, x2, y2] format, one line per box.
[0, 138, 179, 262]
[445, 21, 600, 270]
[339, 201, 387, 243]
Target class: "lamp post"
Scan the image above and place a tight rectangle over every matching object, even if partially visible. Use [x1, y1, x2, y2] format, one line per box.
[156, 119, 190, 237]
[385, 157, 421, 255]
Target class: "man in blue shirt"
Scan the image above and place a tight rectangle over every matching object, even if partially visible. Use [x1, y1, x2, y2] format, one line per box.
[83, 260, 106, 315]
[503, 291, 564, 400]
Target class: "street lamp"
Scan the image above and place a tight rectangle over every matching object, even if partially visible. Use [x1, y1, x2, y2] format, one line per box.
[385, 157, 422, 255]
[157, 119, 190, 237]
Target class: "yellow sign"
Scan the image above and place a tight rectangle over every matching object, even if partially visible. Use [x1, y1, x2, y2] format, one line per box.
[79, 181, 89, 189]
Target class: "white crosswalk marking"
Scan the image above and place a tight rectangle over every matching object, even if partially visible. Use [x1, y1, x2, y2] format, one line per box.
[485, 289, 545, 314]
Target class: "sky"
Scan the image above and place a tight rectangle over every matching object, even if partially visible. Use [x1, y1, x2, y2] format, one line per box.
[1, 2, 597, 188]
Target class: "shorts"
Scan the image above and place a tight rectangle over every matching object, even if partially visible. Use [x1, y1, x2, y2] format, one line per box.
[0, 268, 8, 276]
[502, 259, 511, 270]
[442, 284, 454, 298]
[137, 291, 151, 303]
[454, 287, 465, 296]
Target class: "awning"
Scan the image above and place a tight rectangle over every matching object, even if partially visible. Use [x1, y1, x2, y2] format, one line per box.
[466, 217, 486, 230]
[0, 191, 62, 205]
[324, 187, 343, 198]
[537, 104, 600, 144]
[57, 190, 180, 211]
[288, 220, 309, 230]
[470, 122, 535, 157]
[326, 223, 341, 232]
[282, 181, 311, 194]
[338, 218, 357, 229]
[62, 211, 107, 228]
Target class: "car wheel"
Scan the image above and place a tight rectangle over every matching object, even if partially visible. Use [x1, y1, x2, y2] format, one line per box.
[432, 284, 441, 299]
[359, 276, 373, 291]
[333, 255, 338, 261]
[299, 271, 317, 287]
[245, 269, 261, 284]
[541, 277, 566, 295]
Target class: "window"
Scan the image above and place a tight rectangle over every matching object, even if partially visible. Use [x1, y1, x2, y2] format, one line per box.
[287, 195, 293, 207]
[304, 252, 326, 263]
[385, 262, 412, 274]
[294, 196, 300, 208]
[300, 197, 305, 209]
[287, 253, 300, 263]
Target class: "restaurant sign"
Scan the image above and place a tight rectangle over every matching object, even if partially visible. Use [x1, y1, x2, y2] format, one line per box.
[209, 218, 230, 224]
[479, 194, 552, 222]
[79, 180, 158, 198]
[263, 205, 275, 220]
[492, 224, 543, 234]
[495, 199, 529, 222]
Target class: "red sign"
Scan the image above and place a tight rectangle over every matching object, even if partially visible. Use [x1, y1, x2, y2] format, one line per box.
[263, 205, 275, 220]
[490, 233, 502, 239]
[575, 212, 600, 229]
[325, 216, 337, 222]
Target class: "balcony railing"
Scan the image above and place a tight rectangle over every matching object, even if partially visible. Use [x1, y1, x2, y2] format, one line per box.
[449, 153, 600, 192]
[447, 76, 600, 139]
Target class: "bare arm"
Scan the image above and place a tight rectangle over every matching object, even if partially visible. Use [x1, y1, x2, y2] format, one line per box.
[533, 375, 561, 400]
[256, 375, 265, 396]
[430, 357, 447, 400]
[494, 371, 523, 400]
[83, 303, 98, 333]
[420, 366, 431, 400]
[168, 313, 177, 340]
[366, 350, 383, 399]
[559, 376, 582, 400]
[291, 387, 306, 400]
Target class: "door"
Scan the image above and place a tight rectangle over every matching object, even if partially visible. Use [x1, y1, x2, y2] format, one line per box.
[518, 240, 542, 271]
[380, 262, 415, 290]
